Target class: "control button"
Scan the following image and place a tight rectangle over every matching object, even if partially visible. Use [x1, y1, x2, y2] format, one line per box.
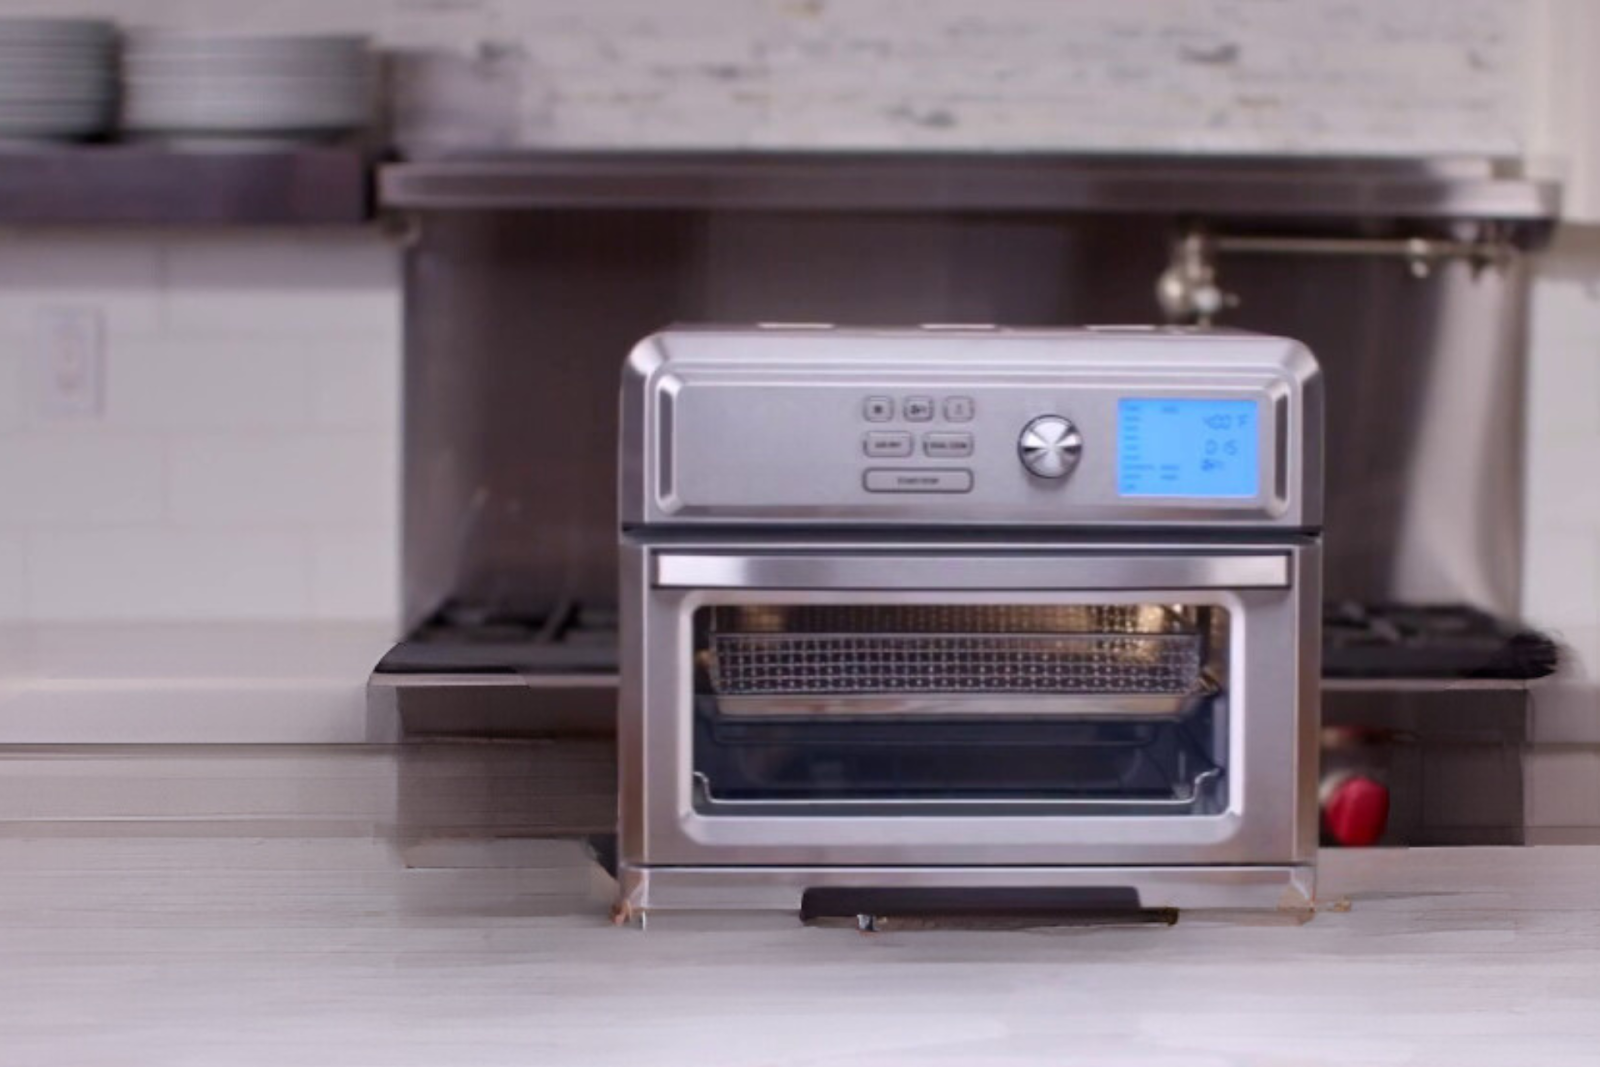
[1018, 415, 1083, 480]
[864, 468, 974, 493]
[903, 396, 934, 421]
[944, 396, 975, 422]
[863, 431, 914, 458]
[923, 432, 974, 458]
[863, 396, 894, 422]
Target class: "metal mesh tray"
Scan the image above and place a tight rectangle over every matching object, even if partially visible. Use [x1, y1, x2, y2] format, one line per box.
[706, 631, 1205, 698]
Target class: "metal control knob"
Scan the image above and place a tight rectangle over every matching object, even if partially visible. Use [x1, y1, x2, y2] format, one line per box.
[1018, 415, 1083, 479]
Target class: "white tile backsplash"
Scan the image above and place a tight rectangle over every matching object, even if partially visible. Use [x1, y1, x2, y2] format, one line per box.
[0, 235, 163, 338]
[0, 229, 401, 623]
[27, 527, 312, 622]
[1525, 332, 1600, 439]
[1523, 532, 1600, 628]
[162, 235, 399, 340]
[1526, 747, 1600, 828]
[0, 344, 21, 432]
[1524, 227, 1600, 827]
[1526, 440, 1600, 528]
[106, 337, 315, 432]
[0, 434, 165, 527]
[167, 433, 395, 529]
[1532, 676, 1600, 745]
[311, 341, 403, 430]
[310, 529, 400, 622]
[1528, 262, 1600, 342]
[0, 535, 25, 620]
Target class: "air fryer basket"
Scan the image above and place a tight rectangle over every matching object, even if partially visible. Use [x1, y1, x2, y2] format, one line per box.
[700, 604, 1218, 719]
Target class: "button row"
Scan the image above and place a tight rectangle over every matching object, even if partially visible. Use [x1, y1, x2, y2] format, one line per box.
[863, 431, 974, 458]
[863, 395, 975, 423]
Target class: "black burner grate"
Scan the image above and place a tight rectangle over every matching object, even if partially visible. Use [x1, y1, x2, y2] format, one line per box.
[1322, 603, 1559, 679]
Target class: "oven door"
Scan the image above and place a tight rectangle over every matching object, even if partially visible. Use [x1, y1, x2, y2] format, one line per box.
[621, 542, 1319, 868]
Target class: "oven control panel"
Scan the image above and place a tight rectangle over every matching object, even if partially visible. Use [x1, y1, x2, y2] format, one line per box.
[622, 327, 1324, 529]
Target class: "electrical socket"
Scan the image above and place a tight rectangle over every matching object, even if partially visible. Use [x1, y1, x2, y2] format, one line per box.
[34, 306, 105, 420]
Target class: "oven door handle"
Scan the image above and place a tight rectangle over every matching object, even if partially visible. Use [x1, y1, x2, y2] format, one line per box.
[653, 552, 1289, 590]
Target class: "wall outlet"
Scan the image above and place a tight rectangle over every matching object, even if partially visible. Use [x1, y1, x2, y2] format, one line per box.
[34, 306, 105, 420]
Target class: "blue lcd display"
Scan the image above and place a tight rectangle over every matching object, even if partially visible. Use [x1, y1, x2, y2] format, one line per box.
[1117, 398, 1261, 498]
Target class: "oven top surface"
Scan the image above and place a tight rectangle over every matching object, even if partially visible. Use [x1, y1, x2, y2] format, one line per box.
[620, 326, 1323, 530]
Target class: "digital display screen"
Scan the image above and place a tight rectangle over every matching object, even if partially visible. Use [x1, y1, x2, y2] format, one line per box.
[1117, 398, 1261, 498]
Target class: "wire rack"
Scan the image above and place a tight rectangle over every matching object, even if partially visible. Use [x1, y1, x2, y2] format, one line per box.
[706, 631, 1204, 696]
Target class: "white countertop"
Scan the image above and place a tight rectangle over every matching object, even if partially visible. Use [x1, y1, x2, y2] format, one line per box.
[1, 839, 1596, 1066]
[0, 622, 395, 743]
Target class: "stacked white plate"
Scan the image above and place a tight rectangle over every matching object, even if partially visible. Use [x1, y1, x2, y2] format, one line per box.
[121, 31, 372, 146]
[0, 18, 117, 142]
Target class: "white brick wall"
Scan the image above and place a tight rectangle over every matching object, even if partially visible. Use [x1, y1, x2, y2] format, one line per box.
[0, 232, 400, 625]
[0, 0, 1529, 155]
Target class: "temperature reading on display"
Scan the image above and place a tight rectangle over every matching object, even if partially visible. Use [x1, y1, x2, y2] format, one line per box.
[1117, 398, 1261, 498]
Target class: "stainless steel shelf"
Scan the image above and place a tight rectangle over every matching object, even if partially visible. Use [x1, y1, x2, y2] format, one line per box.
[0, 145, 371, 226]
[379, 152, 1559, 230]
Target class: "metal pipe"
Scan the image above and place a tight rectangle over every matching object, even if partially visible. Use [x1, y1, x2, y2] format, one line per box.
[1157, 226, 1523, 324]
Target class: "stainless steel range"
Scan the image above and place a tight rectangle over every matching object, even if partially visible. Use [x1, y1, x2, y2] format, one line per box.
[616, 325, 1324, 920]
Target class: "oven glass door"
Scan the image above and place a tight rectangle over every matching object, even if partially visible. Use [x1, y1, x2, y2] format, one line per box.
[635, 547, 1311, 864]
[689, 600, 1231, 816]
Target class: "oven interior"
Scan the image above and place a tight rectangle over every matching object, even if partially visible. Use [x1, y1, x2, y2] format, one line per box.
[690, 602, 1232, 815]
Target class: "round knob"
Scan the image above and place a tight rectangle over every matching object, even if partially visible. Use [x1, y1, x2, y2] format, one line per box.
[1321, 773, 1390, 848]
[1018, 415, 1083, 479]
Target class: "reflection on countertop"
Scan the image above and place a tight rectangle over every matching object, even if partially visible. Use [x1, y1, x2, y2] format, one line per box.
[0, 836, 1596, 1065]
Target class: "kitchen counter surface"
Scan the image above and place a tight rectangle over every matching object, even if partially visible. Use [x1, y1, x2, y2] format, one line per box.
[1, 838, 1596, 1066]
[0, 622, 394, 743]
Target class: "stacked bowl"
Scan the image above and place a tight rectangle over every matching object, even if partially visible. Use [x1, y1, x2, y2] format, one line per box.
[121, 31, 373, 146]
[0, 18, 117, 142]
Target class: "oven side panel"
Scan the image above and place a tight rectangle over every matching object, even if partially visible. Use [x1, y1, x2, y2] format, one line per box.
[618, 537, 651, 865]
[1294, 538, 1323, 863]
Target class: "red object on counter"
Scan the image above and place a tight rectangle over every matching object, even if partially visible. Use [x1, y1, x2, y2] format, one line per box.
[1322, 774, 1391, 847]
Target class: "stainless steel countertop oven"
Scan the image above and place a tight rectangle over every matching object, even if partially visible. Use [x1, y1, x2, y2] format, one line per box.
[616, 326, 1324, 921]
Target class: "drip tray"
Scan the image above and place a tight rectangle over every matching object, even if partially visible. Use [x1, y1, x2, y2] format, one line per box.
[799, 887, 1176, 931]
